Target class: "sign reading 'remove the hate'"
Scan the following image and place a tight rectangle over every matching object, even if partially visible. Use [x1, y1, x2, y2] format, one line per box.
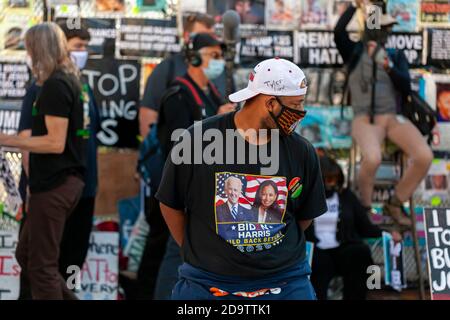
[424, 208, 450, 300]
[295, 31, 344, 67]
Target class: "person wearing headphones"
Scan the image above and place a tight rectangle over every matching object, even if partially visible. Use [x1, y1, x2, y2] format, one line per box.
[157, 33, 235, 156]
[138, 32, 236, 300]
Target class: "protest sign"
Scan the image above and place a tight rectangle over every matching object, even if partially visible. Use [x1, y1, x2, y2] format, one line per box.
[424, 208, 450, 300]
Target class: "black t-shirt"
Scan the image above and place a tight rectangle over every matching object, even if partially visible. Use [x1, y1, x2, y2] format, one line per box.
[29, 70, 86, 193]
[156, 111, 327, 278]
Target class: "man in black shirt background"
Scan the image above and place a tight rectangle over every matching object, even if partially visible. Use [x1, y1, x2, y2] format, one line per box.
[156, 58, 327, 300]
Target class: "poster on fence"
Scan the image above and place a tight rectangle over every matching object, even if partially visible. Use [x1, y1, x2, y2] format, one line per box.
[0, 230, 20, 300]
[118, 17, 181, 58]
[420, 0, 450, 25]
[295, 31, 344, 67]
[387, 0, 419, 32]
[0, 101, 21, 135]
[427, 28, 450, 69]
[238, 30, 294, 67]
[382, 231, 407, 291]
[424, 208, 450, 300]
[0, 60, 30, 100]
[75, 232, 119, 300]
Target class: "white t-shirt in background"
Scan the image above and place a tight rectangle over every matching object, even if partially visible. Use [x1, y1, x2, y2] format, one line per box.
[314, 192, 340, 250]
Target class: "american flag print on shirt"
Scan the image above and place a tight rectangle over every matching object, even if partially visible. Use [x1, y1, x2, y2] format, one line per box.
[214, 172, 288, 253]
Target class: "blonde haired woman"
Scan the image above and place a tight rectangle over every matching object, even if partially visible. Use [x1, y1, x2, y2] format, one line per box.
[0, 22, 87, 299]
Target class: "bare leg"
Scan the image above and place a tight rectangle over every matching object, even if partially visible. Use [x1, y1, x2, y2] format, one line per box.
[351, 115, 386, 207]
[386, 115, 433, 201]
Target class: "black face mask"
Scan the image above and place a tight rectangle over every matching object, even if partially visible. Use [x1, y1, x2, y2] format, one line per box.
[324, 185, 339, 198]
[269, 97, 307, 136]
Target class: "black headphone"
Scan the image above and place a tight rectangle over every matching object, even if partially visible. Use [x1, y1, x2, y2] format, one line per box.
[185, 33, 202, 67]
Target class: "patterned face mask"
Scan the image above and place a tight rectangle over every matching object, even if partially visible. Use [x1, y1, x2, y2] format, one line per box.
[269, 97, 307, 136]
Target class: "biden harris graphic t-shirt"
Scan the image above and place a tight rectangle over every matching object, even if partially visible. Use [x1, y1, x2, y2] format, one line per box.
[156, 111, 327, 278]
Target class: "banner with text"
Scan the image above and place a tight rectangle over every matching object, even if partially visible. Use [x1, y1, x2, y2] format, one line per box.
[83, 58, 140, 148]
[118, 17, 181, 58]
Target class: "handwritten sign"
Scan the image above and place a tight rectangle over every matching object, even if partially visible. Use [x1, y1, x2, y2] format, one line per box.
[76, 232, 119, 300]
[0, 230, 20, 300]
[424, 208, 450, 300]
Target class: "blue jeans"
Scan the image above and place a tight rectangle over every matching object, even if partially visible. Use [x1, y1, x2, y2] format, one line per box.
[172, 259, 317, 300]
[154, 236, 182, 300]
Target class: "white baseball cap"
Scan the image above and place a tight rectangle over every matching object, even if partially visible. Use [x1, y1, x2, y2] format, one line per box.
[229, 58, 308, 103]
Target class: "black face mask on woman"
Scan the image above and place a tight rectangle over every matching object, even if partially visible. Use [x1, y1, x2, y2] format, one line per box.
[324, 184, 339, 198]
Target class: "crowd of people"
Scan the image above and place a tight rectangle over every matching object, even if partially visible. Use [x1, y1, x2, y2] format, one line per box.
[0, 0, 434, 300]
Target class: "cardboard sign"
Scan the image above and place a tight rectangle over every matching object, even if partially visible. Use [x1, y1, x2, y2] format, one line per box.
[0, 230, 20, 300]
[424, 208, 450, 300]
[76, 232, 119, 300]
[123, 211, 149, 272]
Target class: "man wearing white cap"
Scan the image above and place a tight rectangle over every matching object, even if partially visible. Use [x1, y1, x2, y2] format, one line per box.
[156, 58, 327, 300]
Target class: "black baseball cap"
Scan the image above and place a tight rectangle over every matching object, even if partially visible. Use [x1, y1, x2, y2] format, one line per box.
[191, 33, 225, 51]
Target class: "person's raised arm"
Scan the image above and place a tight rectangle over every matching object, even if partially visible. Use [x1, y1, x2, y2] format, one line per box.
[385, 50, 411, 97]
[334, 2, 359, 63]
